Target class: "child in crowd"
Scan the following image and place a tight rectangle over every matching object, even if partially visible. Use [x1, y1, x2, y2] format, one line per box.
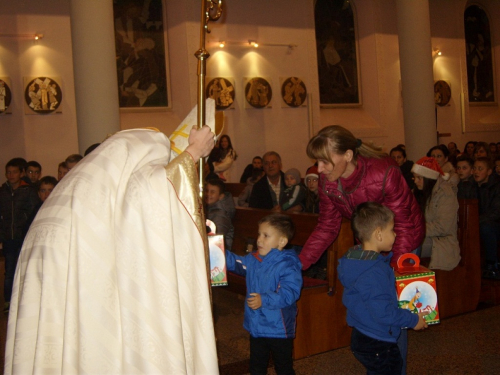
[303, 165, 320, 214]
[240, 156, 263, 183]
[26, 160, 42, 185]
[0, 158, 39, 312]
[57, 161, 69, 181]
[473, 157, 500, 279]
[205, 178, 235, 250]
[456, 155, 477, 199]
[390, 146, 415, 190]
[338, 202, 428, 375]
[280, 168, 306, 212]
[238, 167, 264, 207]
[24, 176, 59, 236]
[495, 155, 500, 176]
[225, 214, 302, 375]
[65, 154, 83, 171]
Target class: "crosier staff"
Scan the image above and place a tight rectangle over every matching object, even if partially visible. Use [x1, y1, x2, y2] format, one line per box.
[195, 0, 223, 196]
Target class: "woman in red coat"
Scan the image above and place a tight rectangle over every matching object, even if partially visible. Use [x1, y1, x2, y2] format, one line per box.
[299, 125, 425, 270]
[299, 125, 425, 375]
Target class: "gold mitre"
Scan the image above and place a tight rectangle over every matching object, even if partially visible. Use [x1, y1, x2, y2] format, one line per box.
[169, 98, 224, 160]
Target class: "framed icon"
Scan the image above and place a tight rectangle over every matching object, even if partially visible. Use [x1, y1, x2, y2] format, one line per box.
[434, 80, 451, 106]
[0, 77, 13, 114]
[24, 76, 63, 114]
[244, 77, 272, 109]
[206, 77, 235, 110]
[280, 77, 307, 107]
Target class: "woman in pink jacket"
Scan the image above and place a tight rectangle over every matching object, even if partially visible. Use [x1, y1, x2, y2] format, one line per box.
[299, 125, 424, 269]
[299, 125, 425, 375]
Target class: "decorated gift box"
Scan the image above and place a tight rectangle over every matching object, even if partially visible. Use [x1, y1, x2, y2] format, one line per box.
[394, 253, 440, 325]
[207, 220, 228, 287]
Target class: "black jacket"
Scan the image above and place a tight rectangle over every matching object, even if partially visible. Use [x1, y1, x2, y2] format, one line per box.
[477, 174, 500, 225]
[0, 181, 40, 242]
[249, 171, 286, 209]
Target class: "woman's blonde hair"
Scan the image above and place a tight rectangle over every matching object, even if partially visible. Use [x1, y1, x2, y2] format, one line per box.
[306, 125, 387, 164]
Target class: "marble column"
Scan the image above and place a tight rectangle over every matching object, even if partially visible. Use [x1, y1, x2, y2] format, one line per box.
[70, 0, 120, 154]
[396, 0, 436, 161]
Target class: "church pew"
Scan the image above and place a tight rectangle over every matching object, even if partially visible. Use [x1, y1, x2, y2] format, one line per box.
[226, 207, 353, 359]
[224, 182, 246, 199]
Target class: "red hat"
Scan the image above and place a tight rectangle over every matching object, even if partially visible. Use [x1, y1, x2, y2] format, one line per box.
[305, 165, 319, 179]
[411, 156, 449, 180]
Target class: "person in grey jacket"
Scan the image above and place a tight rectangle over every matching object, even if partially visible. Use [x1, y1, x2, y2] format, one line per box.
[412, 157, 461, 271]
[205, 178, 235, 250]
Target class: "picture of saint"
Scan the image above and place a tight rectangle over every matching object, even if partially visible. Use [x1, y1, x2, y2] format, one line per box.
[24, 77, 62, 114]
[281, 77, 307, 107]
[245, 77, 272, 108]
[0, 79, 12, 113]
[206, 77, 235, 110]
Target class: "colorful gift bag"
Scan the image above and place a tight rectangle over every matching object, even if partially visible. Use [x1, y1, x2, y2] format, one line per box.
[394, 253, 440, 325]
[206, 219, 228, 287]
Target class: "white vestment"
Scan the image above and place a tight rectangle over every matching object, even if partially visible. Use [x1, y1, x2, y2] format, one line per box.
[5, 129, 219, 374]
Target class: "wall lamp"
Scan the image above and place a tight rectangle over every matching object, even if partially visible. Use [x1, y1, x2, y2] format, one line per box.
[433, 48, 442, 57]
[0, 33, 44, 41]
[215, 39, 297, 50]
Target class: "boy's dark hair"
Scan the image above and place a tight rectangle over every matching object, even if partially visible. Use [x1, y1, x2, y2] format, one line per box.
[37, 176, 58, 191]
[6, 158, 27, 172]
[475, 156, 493, 170]
[390, 146, 407, 159]
[58, 161, 68, 169]
[252, 156, 263, 162]
[351, 202, 394, 243]
[65, 154, 83, 163]
[206, 178, 225, 194]
[259, 214, 295, 241]
[84, 143, 100, 156]
[456, 154, 474, 167]
[27, 160, 42, 171]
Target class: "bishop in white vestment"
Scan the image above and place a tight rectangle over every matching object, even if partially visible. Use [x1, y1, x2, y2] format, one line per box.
[5, 128, 219, 374]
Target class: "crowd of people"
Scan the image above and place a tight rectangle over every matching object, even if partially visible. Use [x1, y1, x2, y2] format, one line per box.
[2, 128, 500, 374]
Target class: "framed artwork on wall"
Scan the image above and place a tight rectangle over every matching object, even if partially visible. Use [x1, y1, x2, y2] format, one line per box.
[0, 77, 13, 114]
[206, 77, 235, 110]
[464, 5, 495, 104]
[23, 76, 63, 115]
[113, 0, 171, 110]
[434, 80, 451, 107]
[315, 0, 361, 106]
[280, 77, 307, 108]
[244, 77, 272, 109]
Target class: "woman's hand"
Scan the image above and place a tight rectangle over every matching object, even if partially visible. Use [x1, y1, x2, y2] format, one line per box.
[185, 125, 215, 160]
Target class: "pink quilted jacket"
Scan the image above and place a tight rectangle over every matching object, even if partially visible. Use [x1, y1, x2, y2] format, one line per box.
[299, 155, 425, 269]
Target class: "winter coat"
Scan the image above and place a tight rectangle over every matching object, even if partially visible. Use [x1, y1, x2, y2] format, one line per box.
[249, 171, 286, 209]
[225, 248, 302, 338]
[207, 192, 235, 249]
[424, 177, 461, 271]
[0, 181, 39, 242]
[299, 155, 425, 269]
[214, 149, 236, 182]
[338, 246, 418, 343]
[477, 174, 500, 225]
[441, 161, 459, 192]
[457, 175, 477, 200]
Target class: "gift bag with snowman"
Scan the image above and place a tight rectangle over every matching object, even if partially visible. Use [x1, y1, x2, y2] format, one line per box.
[206, 219, 228, 287]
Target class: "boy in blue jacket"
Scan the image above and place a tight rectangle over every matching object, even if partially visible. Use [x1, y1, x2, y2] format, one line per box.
[226, 214, 302, 375]
[338, 202, 428, 375]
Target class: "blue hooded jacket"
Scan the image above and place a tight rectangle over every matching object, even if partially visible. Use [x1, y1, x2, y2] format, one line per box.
[226, 248, 302, 338]
[338, 245, 418, 343]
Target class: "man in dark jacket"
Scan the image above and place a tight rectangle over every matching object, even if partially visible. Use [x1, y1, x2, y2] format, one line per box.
[0, 158, 39, 312]
[249, 151, 286, 210]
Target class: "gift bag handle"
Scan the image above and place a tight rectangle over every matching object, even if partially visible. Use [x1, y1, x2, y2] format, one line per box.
[396, 253, 420, 270]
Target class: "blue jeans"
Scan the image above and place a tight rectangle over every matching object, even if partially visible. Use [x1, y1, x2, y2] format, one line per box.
[351, 328, 402, 375]
[3, 239, 23, 303]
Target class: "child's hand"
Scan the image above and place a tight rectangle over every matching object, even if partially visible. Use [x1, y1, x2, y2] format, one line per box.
[413, 312, 429, 331]
[247, 293, 262, 310]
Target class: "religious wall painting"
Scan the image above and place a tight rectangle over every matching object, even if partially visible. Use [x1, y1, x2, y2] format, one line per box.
[113, 0, 171, 110]
[280, 77, 307, 107]
[464, 5, 495, 104]
[0, 77, 13, 114]
[206, 77, 235, 110]
[434, 80, 451, 107]
[24, 77, 63, 115]
[244, 77, 272, 109]
[315, 0, 361, 106]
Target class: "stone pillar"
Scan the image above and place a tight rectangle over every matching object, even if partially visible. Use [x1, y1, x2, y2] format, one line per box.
[70, 0, 120, 154]
[396, 0, 436, 161]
